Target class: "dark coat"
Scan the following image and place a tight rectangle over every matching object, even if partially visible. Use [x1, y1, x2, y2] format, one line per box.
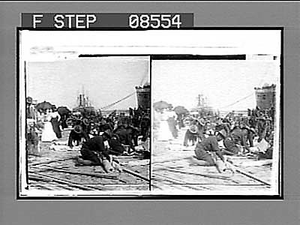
[223, 136, 240, 155]
[230, 127, 246, 146]
[82, 136, 106, 152]
[194, 136, 225, 164]
[50, 117, 62, 138]
[80, 136, 110, 163]
[68, 129, 89, 148]
[140, 117, 151, 141]
[108, 137, 126, 155]
[183, 129, 198, 146]
[113, 125, 138, 150]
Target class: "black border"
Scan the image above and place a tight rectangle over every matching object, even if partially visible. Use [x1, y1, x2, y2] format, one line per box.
[16, 27, 283, 200]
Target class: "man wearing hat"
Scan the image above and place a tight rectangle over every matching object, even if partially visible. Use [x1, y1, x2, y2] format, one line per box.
[256, 114, 272, 142]
[183, 121, 199, 147]
[26, 96, 41, 153]
[183, 118, 206, 146]
[102, 130, 126, 155]
[230, 121, 247, 147]
[218, 129, 241, 155]
[82, 117, 92, 135]
[68, 125, 90, 148]
[219, 127, 252, 155]
[215, 118, 231, 136]
[113, 123, 136, 152]
[26, 96, 36, 119]
[240, 123, 255, 147]
[196, 118, 206, 141]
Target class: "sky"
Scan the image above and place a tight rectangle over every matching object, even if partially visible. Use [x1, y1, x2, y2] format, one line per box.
[26, 57, 150, 110]
[152, 59, 280, 111]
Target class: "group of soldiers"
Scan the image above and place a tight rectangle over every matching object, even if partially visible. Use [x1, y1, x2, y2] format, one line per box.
[67, 107, 151, 166]
[27, 93, 275, 173]
[178, 107, 275, 173]
[26, 96, 151, 167]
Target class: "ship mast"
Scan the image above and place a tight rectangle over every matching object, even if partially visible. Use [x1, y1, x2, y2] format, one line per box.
[197, 94, 207, 108]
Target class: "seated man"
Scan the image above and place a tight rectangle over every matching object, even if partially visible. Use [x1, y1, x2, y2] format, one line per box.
[230, 122, 248, 151]
[97, 118, 113, 134]
[240, 124, 255, 148]
[191, 132, 228, 173]
[195, 118, 206, 141]
[113, 124, 136, 152]
[68, 125, 90, 148]
[224, 137, 241, 155]
[219, 129, 241, 155]
[183, 120, 201, 146]
[103, 130, 126, 156]
[215, 119, 231, 136]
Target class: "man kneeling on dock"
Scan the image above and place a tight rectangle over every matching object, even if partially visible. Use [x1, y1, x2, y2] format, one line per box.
[77, 135, 111, 166]
[191, 132, 233, 174]
[75, 131, 124, 172]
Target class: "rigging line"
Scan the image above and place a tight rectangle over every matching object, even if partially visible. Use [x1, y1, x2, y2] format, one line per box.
[219, 93, 254, 109]
[100, 92, 136, 110]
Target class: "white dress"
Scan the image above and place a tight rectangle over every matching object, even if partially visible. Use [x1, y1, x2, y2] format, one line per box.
[41, 114, 58, 142]
[157, 112, 173, 141]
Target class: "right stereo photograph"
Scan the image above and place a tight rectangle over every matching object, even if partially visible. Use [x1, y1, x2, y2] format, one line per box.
[151, 29, 282, 197]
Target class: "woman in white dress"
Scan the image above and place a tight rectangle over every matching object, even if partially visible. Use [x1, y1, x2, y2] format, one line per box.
[157, 109, 173, 141]
[41, 109, 58, 142]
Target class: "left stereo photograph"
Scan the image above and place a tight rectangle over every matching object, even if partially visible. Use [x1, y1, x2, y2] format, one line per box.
[17, 30, 151, 198]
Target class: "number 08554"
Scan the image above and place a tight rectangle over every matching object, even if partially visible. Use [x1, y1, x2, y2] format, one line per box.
[129, 14, 182, 29]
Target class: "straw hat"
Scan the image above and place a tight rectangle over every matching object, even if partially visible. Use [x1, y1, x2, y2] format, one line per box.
[103, 129, 113, 138]
[26, 97, 33, 104]
[198, 118, 206, 126]
[73, 125, 83, 134]
[217, 129, 227, 139]
[189, 124, 199, 134]
[82, 118, 89, 126]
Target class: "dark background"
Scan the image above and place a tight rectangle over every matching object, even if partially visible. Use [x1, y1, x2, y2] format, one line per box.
[0, 2, 299, 225]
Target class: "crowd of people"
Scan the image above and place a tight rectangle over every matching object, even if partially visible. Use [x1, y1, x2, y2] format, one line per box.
[26, 96, 151, 167]
[27, 94, 276, 174]
[68, 107, 151, 165]
[155, 106, 276, 173]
